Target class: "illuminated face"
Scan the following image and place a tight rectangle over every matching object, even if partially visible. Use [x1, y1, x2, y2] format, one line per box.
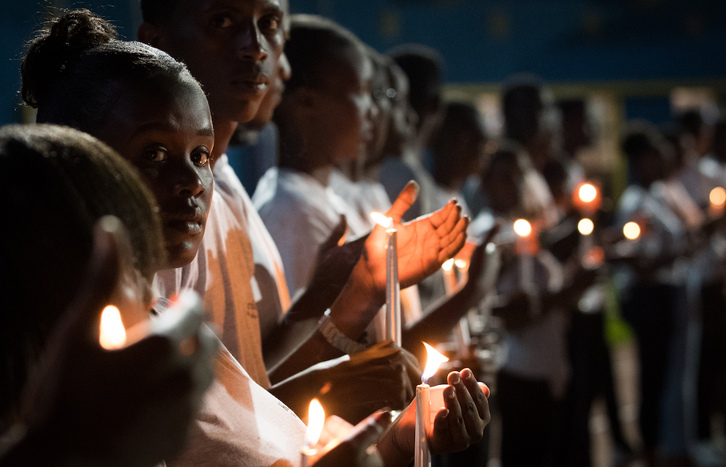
[150, 0, 285, 124]
[95, 77, 215, 269]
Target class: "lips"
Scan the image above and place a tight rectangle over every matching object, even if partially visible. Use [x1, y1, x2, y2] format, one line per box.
[162, 209, 205, 236]
[231, 73, 269, 95]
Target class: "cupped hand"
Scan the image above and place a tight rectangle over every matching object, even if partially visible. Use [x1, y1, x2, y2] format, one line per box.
[361, 182, 469, 301]
[387, 368, 490, 460]
[317, 341, 421, 424]
[20, 218, 218, 467]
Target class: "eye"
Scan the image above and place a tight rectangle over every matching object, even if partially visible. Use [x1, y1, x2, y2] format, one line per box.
[211, 14, 234, 29]
[259, 14, 281, 33]
[191, 148, 211, 166]
[143, 147, 168, 163]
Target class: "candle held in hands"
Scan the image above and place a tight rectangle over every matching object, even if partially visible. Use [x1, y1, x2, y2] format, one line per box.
[371, 212, 401, 345]
[302, 399, 325, 466]
[415, 342, 450, 467]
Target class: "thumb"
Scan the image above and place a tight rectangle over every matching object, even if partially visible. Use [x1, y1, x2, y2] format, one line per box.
[387, 181, 419, 223]
[56, 216, 124, 345]
[319, 215, 348, 256]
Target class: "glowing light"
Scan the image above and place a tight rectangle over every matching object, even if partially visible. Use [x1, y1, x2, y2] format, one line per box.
[710, 187, 726, 207]
[99, 305, 126, 350]
[421, 342, 449, 383]
[578, 183, 598, 203]
[454, 259, 468, 269]
[370, 212, 393, 229]
[513, 219, 532, 238]
[578, 218, 594, 236]
[305, 399, 325, 447]
[442, 258, 454, 271]
[623, 222, 641, 240]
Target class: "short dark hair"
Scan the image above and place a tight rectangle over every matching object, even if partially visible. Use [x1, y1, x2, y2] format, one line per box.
[0, 123, 165, 424]
[386, 44, 444, 121]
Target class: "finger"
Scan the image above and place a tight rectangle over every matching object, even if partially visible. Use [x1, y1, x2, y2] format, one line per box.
[427, 200, 456, 229]
[438, 227, 468, 263]
[321, 215, 348, 252]
[460, 368, 491, 421]
[447, 371, 483, 443]
[434, 201, 462, 234]
[347, 409, 391, 444]
[60, 216, 123, 344]
[387, 181, 419, 222]
[436, 385, 469, 452]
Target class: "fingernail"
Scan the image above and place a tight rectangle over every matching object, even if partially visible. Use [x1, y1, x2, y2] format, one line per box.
[448, 387, 456, 399]
[441, 409, 450, 419]
[462, 369, 474, 381]
[450, 373, 461, 385]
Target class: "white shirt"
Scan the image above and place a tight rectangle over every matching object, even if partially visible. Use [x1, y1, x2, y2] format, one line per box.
[253, 167, 369, 297]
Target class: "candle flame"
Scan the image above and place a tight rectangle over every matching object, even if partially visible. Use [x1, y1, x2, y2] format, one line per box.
[623, 222, 641, 240]
[578, 183, 598, 203]
[454, 258, 468, 269]
[710, 187, 726, 207]
[421, 342, 449, 383]
[99, 305, 126, 350]
[513, 219, 532, 238]
[578, 218, 594, 236]
[305, 398, 325, 446]
[442, 258, 454, 271]
[370, 212, 393, 229]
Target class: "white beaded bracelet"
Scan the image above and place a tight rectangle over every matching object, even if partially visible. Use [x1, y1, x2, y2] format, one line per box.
[317, 310, 367, 355]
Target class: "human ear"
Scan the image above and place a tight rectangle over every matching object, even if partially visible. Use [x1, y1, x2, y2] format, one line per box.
[138, 22, 163, 48]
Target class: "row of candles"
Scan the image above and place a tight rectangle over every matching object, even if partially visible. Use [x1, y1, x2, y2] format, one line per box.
[99, 182, 726, 466]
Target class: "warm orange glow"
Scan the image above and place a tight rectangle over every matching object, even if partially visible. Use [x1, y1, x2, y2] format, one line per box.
[578, 183, 598, 203]
[710, 187, 726, 207]
[422, 342, 449, 383]
[305, 399, 325, 446]
[578, 218, 594, 236]
[441, 258, 454, 271]
[513, 219, 532, 237]
[623, 222, 641, 240]
[99, 305, 126, 350]
[370, 212, 393, 229]
[454, 258, 468, 269]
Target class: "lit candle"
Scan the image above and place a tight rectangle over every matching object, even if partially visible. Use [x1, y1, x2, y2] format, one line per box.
[578, 217, 595, 262]
[416, 343, 450, 467]
[573, 182, 601, 214]
[99, 305, 126, 350]
[301, 399, 325, 467]
[441, 259, 471, 358]
[709, 187, 726, 217]
[371, 212, 401, 346]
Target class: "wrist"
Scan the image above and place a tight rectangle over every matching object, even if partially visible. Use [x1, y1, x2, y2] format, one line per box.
[377, 416, 413, 467]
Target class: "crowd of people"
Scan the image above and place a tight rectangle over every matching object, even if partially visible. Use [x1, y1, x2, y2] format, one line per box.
[0, 1, 724, 466]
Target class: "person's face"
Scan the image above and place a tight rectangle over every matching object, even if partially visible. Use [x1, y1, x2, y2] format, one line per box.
[249, 51, 291, 129]
[96, 78, 215, 269]
[307, 47, 375, 165]
[384, 65, 417, 155]
[145, 0, 285, 125]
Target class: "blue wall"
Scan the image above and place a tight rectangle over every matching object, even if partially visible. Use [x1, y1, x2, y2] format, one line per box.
[3, 0, 725, 125]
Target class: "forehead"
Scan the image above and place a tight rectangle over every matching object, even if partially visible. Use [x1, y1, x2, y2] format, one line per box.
[112, 77, 213, 139]
[173, 0, 283, 17]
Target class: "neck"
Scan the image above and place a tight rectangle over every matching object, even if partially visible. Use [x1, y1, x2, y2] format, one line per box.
[211, 117, 238, 170]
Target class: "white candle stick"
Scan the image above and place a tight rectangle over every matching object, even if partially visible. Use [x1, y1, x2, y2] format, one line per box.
[710, 187, 726, 218]
[513, 219, 540, 316]
[415, 343, 449, 467]
[371, 212, 401, 346]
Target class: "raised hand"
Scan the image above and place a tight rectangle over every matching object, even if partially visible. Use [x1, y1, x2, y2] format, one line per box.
[312, 410, 391, 467]
[362, 182, 469, 301]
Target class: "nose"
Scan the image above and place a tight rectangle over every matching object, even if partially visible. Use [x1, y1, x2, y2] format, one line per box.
[173, 161, 206, 199]
[238, 21, 268, 62]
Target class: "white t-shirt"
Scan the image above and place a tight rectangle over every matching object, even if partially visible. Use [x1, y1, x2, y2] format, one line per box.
[253, 167, 370, 297]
